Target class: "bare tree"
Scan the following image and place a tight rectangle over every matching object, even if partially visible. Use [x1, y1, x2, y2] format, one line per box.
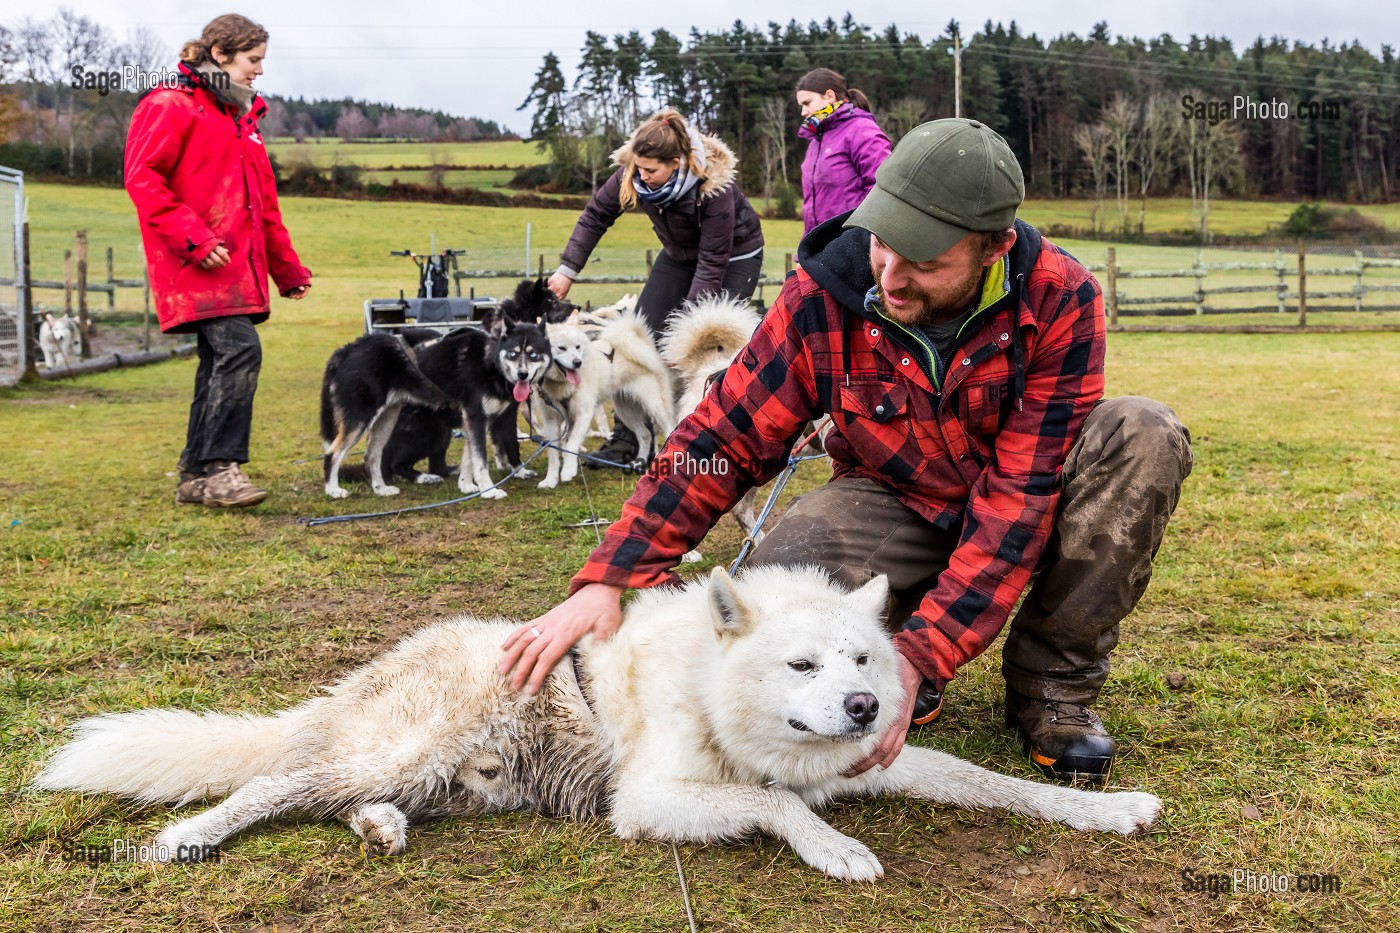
[1135, 91, 1178, 235]
[1103, 95, 1136, 234]
[17, 17, 54, 143]
[1073, 123, 1111, 234]
[335, 105, 373, 141]
[121, 25, 168, 74]
[50, 9, 113, 173]
[879, 96, 928, 144]
[755, 96, 789, 208]
[1182, 105, 1244, 243]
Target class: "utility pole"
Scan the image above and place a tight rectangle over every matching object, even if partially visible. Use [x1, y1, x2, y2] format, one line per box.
[947, 21, 963, 119]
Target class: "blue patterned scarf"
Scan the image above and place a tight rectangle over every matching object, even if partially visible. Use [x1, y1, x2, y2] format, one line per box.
[632, 127, 706, 207]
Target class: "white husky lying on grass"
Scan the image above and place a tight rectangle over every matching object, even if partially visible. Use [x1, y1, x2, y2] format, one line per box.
[35, 566, 1159, 879]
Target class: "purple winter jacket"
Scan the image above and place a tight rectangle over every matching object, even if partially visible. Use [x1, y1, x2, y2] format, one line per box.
[799, 103, 892, 234]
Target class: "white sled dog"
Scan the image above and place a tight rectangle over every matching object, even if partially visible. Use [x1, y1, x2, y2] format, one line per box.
[586, 308, 675, 466]
[537, 309, 676, 486]
[39, 311, 81, 369]
[35, 566, 1160, 879]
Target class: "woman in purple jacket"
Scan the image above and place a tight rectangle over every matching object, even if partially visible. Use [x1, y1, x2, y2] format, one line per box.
[795, 68, 892, 234]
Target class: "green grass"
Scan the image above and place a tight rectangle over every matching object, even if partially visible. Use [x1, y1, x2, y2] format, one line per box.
[266, 139, 547, 169]
[2, 182, 1398, 930]
[1019, 197, 1400, 237]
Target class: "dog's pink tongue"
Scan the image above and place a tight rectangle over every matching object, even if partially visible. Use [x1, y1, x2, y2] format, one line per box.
[513, 381, 531, 403]
[566, 369, 581, 386]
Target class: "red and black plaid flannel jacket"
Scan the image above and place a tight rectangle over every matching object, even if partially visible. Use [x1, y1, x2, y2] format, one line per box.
[571, 216, 1106, 690]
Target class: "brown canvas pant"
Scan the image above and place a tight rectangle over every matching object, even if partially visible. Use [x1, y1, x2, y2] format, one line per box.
[746, 396, 1194, 705]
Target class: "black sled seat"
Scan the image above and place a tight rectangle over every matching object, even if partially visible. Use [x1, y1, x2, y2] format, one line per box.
[363, 296, 500, 335]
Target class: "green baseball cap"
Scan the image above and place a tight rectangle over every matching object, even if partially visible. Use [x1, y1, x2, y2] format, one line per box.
[846, 118, 1025, 262]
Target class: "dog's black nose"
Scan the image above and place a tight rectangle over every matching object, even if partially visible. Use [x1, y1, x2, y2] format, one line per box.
[844, 692, 879, 725]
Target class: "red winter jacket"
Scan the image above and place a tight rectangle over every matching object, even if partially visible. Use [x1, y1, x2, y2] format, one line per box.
[571, 216, 1106, 692]
[125, 63, 310, 333]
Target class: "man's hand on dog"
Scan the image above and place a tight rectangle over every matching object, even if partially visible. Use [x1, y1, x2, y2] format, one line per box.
[843, 654, 923, 777]
[500, 583, 623, 695]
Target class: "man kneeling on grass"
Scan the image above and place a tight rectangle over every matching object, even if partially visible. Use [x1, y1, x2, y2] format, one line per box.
[501, 119, 1194, 784]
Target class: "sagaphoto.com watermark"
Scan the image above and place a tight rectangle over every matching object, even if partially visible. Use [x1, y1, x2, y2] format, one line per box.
[70, 63, 229, 96]
[1181, 94, 1344, 126]
[61, 838, 222, 865]
[1180, 865, 1343, 899]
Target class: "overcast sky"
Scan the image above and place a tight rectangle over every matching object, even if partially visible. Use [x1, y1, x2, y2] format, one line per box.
[15, 0, 1393, 133]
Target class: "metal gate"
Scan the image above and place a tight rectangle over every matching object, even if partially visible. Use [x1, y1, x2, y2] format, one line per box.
[0, 166, 26, 385]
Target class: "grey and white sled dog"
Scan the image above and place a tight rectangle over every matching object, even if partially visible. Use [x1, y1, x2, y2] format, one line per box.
[34, 565, 1160, 879]
[536, 308, 676, 486]
[39, 311, 81, 369]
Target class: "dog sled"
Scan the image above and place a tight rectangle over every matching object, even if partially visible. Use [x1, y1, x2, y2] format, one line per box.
[363, 246, 498, 335]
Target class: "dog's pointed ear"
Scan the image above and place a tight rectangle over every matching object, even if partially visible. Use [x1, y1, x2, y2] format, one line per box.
[481, 307, 507, 339]
[708, 566, 752, 638]
[849, 574, 890, 626]
[543, 299, 574, 325]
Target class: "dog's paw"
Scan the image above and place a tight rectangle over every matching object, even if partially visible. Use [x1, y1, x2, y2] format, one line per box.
[1075, 791, 1162, 835]
[349, 803, 408, 856]
[478, 487, 507, 500]
[416, 473, 443, 485]
[512, 467, 539, 480]
[152, 824, 209, 862]
[681, 549, 703, 564]
[798, 834, 884, 882]
[538, 476, 559, 489]
[372, 485, 401, 497]
[457, 478, 479, 495]
[326, 486, 350, 500]
[559, 465, 578, 482]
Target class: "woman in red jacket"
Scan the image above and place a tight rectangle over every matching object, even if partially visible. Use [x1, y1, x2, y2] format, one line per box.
[126, 14, 311, 508]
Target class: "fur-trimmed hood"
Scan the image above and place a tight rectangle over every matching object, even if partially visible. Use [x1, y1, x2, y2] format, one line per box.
[610, 132, 738, 205]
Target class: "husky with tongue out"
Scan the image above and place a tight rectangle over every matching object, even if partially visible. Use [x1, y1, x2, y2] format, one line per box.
[320, 280, 567, 500]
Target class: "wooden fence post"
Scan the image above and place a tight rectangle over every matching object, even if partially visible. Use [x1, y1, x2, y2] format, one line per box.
[1297, 244, 1307, 328]
[785, 253, 794, 275]
[142, 263, 152, 352]
[1193, 248, 1206, 316]
[1274, 249, 1287, 313]
[64, 249, 73, 315]
[645, 249, 654, 276]
[75, 229, 90, 359]
[19, 221, 38, 383]
[106, 246, 116, 312]
[1105, 247, 1119, 327]
[1354, 250, 1364, 314]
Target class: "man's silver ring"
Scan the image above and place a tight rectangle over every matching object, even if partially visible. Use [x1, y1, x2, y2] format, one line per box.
[529, 627, 542, 638]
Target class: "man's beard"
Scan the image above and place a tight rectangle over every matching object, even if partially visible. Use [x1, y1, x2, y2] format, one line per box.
[873, 270, 981, 326]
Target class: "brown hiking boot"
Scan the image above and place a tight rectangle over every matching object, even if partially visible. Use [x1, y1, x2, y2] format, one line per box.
[202, 461, 267, 508]
[175, 471, 207, 505]
[1004, 689, 1117, 784]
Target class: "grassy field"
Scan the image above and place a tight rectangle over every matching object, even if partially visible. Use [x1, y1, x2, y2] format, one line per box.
[266, 139, 547, 170]
[24, 183, 1400, 332]
[2, 182, 1398, 930]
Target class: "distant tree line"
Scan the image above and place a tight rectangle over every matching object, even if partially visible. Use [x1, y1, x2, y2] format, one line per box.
[0, 8, 514, 184]
[520, 15, 1400, 232]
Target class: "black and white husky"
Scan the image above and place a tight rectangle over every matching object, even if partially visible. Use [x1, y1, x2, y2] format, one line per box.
[320, 282, 565, 499]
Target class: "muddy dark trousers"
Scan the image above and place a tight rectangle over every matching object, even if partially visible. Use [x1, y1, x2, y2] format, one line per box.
[636, 251, 764, 339]
[177, 315, 262, 473]
[746, 396, 1194, 706]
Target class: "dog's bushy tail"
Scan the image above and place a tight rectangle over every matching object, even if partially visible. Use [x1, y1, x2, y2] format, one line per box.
[596, 309, 668, 373]
[657, 295, 761, 370]
[34, 708, 305, 806]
